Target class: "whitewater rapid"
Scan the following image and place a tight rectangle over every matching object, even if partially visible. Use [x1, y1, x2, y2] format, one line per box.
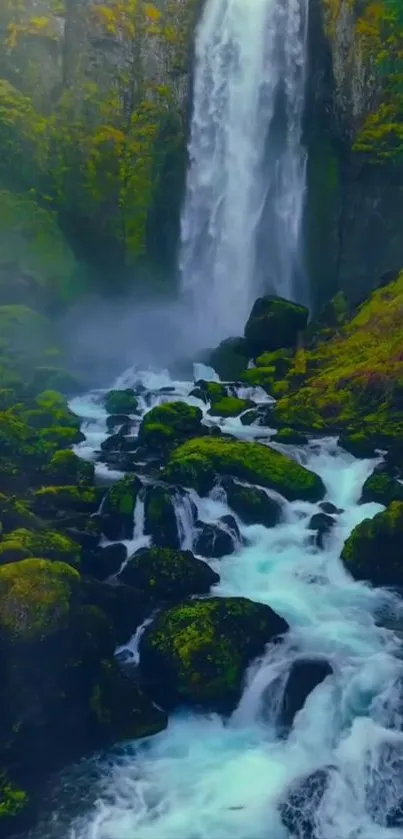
[179, 0, 309, 345]
[27, 365, 403, 839]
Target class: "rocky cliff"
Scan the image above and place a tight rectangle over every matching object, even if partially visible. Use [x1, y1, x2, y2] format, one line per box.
[306, 0, 403, 307]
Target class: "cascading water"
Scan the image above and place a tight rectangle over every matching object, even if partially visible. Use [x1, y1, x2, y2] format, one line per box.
[179, 0, 309, 346]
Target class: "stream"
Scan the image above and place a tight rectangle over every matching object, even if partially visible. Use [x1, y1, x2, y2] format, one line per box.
[28, 364, 403, 839]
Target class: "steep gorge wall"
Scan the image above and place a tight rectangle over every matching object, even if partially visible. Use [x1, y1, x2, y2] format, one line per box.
[306, 0, 403, 307]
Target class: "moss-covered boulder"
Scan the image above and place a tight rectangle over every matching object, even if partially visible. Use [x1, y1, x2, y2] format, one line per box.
[0, 494, 41, 534]
[244, 296, 308, 357]
[32, 486, 102, 518]
[255, 349, 294, 375]
[0, 559, 80, 645]
[164, 437, 325, 502]
[100, 475, 141, 541]
[45, 450, 94, 486]
[104, 389, 138, 415]
[360, 470, 403, 506]
[208, 337, 250, 380]
[83, 579, 152, 646]
[195, 381, 227, 402]
[0, 528, 81, 568]
[81, 543, 126, 581]
[222, 478, 282, 527]
[194, 520, 238, 558]
[140, 597, 288, 711]
[208, 396, 253, 418]
[120, 547, 219, 599]
[341, 502, 403, 587]
[275, 428, 309, 445]
[138, 402, 204, 452]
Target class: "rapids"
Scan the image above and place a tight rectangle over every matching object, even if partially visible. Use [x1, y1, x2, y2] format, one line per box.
[26, 365, 403, 839]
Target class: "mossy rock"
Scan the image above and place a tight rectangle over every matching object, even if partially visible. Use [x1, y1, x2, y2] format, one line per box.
[32, 486, 102, 517]
[120, 547, 219, 599]
[0, 559, 80, 644]
[0, 771, 29, 835]
[104, 389, 139, 415]
[244, 296, 308, 357]
[275, 428, 309, 445]
[195, 381, 227, 402]
[90, 660, 167, 744]
[81, 543, 126, 581]
[140, 597, 288, 711]
[240, 367, 276, 392]
[360, 470, 403, 506]
[222, 478, 282, 528]
[208, 337, 250, 380]
[45, 450, 94, 486]
[101, 476, 142, 540]
[144, 485, 183, 549]
[0, 528, 81, 568]
[0, 494, 42, 533]
[341, 502, 403, 587]
[164, 437, 325, 502]
[339, 433, 377, 458]
[255, 349, 293, 375]
[138, 402, 204, 451]
[208, 397, 253, 418]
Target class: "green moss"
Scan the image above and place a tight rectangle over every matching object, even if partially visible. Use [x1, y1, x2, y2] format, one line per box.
[240, 367, 276, 392]
[163, 437, 325, 502]
[46, 450, 94, 486]
[275, 428, 309, 445]
[138, 401, 203, 450]
[361, 471, 403, 505]
[0, 493, 41, 533]
[255, 349, 293, 374]
[104, 476, 141, 519]
[33, 486, 102, 515]
[223, 479, 281, 528]
[104, 389, 138, 415]
[341, 501, 403, 587]
[0, 528, 81, 567]
[120, 546, 218, 598]
[208, 396, 253, 418]
[0, 772, 28, 820]
[244, 296, 308, 356]
[0, 558, 80, 643]
[141, 597, 288, 709]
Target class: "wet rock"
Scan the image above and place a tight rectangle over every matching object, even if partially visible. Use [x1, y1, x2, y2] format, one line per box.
[281, 659, 333, 728]
[339, 433, 377, 458]
[84, 579, 151, 645]
[120, 547, 219, 599]
[45, 450, 95, 486]
[275, 428, 309, 445]
[244, 295, 308, 357]
[222, 478, 282, 527]
[100, 475, 142, 541]
[220, 514, 242, 544]
[144, 485, 197, 550]
[82, 543, 127, 581]
[100, 431, 136, 453]
[319, 501, 342, 515]
[106, 414, 132, 433]
[138, 401, 204, 452]
[208, 337, 250, 380]
[208, 396, 254, 418]
[308, 513, 335, 549]
[280, 768, 335, 839]
[194, 521, 235, 558]
[189, 386, 208, 403]
[140, 596, 289, 711]
[341, 501, 403, 588]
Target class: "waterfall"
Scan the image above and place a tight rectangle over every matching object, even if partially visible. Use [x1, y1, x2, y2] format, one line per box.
[179, 0, 309, 347]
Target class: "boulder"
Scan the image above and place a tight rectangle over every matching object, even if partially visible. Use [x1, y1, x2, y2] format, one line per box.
[106, 414, 132, 433]
[275, 428, 309, 445]
[194, 381, 227, 402]
[280, 659, 333, 729]
[140, 596, 289, 711]
[45, 449, 94, 486]
[208, 337, 250, 380]
[163, 437, 325, 502]
[32, 486, 102, 517]
[83, 579, 152, 645]
[144, 485, 188, 549]
[138, 401, 204, 452]
[244, 296, 308, 357]
[222, 478, 282, 527]
[208, 396, 253, 418]
[100, 475, 142, 540]
[0, 493, 42, 533]
[194, 521, 236, 558]
[120, 547, 219, 599]
[360, 469, 403, 506]
[104, 389, 138, 415]
[82, 543, 127, 581]
[341, 502, 403, 587]
[280, 768, 335, 839]
[339, 433, 377, 458]
[308, 513, 335, 549]
[0, 528, 81, 567]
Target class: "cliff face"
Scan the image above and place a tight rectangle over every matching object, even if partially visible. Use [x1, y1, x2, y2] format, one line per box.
[306, 0, 403, 308]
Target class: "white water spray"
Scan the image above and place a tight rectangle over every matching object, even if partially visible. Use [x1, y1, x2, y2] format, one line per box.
[179, 0, 309, 346]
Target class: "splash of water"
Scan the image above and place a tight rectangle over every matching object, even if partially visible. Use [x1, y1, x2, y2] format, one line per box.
[179, 0, 309, 347]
